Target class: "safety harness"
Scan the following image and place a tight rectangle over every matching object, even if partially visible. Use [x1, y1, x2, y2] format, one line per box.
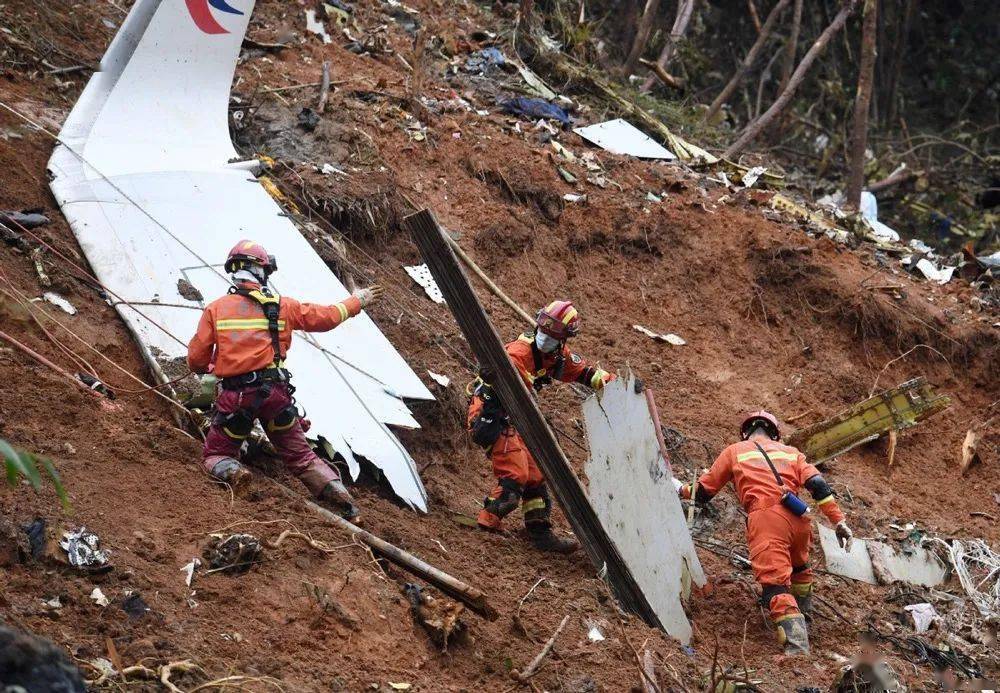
[219, 285, 290, 391]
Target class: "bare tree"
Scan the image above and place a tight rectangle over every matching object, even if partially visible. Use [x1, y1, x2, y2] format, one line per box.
[724, 0, 859, 159]
[846, 0, 878, 208]
[777, 0, 803, 94]
[640, 0, 697, 91]
[624, 0, 662, 74]
[704, 0, 792, 121]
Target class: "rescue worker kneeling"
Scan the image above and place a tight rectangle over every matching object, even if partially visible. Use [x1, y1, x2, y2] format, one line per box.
[678, 411, 854, 655]
[467, 300, 615, 553]
[187, 240, 383, 520]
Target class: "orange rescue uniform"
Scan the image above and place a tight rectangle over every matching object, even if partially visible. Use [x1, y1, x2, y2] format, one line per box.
[188, 290, 362, 376]
[469, 333, 613, 530]
[682, 438, 844, 621]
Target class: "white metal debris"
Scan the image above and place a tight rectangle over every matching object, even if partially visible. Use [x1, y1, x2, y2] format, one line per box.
[563, 193, 587, 203]
[859, 191, 901, 243]
[181, 558, 201, 587]
[868, 540, 948, 587]
[587, 626, 606, 642]
[914, 257, 956, 284]
[42, 292, 77, 315]
[632, 324, 686, 346]
[819, 524, 877, 584]
[740, 166, 767, 189]
[304, 9, 332, 44]
[90, 587, 110, 607]
[583, 372, 705, 644]
[60, 527, 110, 568]
[47, 0, 433, 511]
[426, 370, 450, 388]
[573, 119, 676, 160]
[404, 264, 445, 304]
[904, 602, 937, 633]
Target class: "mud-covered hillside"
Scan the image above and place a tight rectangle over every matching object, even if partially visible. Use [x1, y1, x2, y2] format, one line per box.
[0, 0, 997, 690]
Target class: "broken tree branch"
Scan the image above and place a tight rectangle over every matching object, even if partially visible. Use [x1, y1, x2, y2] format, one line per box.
[867, 164, 918, 193]
[512, 614, 570, 682]
[639, 58, 684, 90]
[705, 0, 791, 121]
[724, 0, 859, 159]
[317, 61, 331, 113]
[264, 477, 498, 620]
[640, 0, 696, 91]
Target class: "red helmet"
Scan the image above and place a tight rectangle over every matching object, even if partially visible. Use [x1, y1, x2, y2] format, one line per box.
[224, 240, 277, 275]
[740, 410, 781, 440]
[536, 300, 580, 340]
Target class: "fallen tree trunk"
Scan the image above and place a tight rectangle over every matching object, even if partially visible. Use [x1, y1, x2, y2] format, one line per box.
[404, 208, 662, 628]
[846, 0, 878, 209]
[704, 0, 791, 121]
[265, 478, 499, 620]
[723, 0, 859, 159]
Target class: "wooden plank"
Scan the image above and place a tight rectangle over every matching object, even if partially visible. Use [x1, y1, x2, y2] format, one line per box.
[787, 378, 951, 464]
[403, 208, 661, 627]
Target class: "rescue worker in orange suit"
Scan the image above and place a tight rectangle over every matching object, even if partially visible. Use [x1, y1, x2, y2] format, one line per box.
[467, 300, 615, 553]
[678, 411, 854, 655]
[187, 240, 383, 520]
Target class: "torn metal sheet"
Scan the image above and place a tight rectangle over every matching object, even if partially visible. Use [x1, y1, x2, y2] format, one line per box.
[868, 541, 948, 587]
[633, 324, 685, 345]
[42, 292, 77, 315]
[819, 524, 876, 584]
[786, 378, 950, 465]
[583, 372, 705, 644]
[404, 264, 445, 304]
[574, 119, 677, 160]
[47, 0, 432, 510]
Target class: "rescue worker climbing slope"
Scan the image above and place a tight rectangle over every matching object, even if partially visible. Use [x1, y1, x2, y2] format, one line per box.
[678, 411, 853, 655]
[467, 300, 615, 553]
[187, 240, 383, 519]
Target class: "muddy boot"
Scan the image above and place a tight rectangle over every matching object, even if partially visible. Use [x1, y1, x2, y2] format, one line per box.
[320, 480, 360, 521]
[210, 458, 251, 488]
[776, 615, 810, 656]
[527, 525, 579, 554]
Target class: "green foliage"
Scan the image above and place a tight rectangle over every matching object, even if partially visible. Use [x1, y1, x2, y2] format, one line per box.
[1, 437, 69, 511]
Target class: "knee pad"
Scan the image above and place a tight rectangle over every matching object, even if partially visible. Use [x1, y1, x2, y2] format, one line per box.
[521, 485, 551, 525]
[485, 478, 522, 518]
[266, 404, 298, 433]
[760, 583, 791, 608]
[217, 410, 253, 441]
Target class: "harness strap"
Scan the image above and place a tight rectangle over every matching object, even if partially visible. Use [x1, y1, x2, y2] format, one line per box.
[232, 286, 284, 365]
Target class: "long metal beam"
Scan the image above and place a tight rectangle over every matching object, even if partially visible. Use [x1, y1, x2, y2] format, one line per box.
[404, 208, 661, 627]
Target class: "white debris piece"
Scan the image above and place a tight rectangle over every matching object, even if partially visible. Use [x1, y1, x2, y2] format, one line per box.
[633, 324, 686, 346]
[60, 527, 110, 568]
[587, 626, 606, 642]
[819, 524, 877, 584]
[573, 119, 676, 160]
[904, 603, 937, 633]
[44, 596, 62, 609]
[868, 540, 948, 587]
[740, 166, 767, 189]
[426, 370, 450, 388]
[563, 193, 587, 203]
[181, 558, 201, 587]
[90, 587, 110, 607]
[42, 292, 77, 315]
[859, 191, 901, 243]
[319, 163, 347, 176]
[48, 0, 433, 511]
[305, 9, 332, 44]
[583, 372, 705, 644]
[404, 264, 445, 304]
[915, 258, 955, 284]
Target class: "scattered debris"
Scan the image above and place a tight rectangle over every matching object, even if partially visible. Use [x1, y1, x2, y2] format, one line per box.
[303, 581, 361, 629]
[740, 166, 767, 188]
[121, 591, 150, 619]
[463, 47, 505, 74]
[930, 538, 1000, 617]
[404, 264, 445, 303]
[297, 107, 321, 132]
[858, 191, 901, 243]
[41, 292, 77, 315]
[319, 163, 347, 176]
[304, 8, 332, 44]
[388, 684, 411, 691]
[404, 583, 467, 652]
[832, 658, 903, 693]
[0, 210, 50, 229]
[633, 324, 686, 346]
[819, 524, 876, 584]
[426, 370, 450, 388]
[586, 625, 605, 642]
[557, 166, 578, 183]
[903, 603, 937, 633]
[786, 378, 951, 465]
[510, 614, 571, 683]
[563, 193, 587, 203]
[60, 527, 110, 569]
[181, 558, 201, 587]
[960, 427, 982, 475]
[77, 372, 114, 398]
[43, 596, 62, 610]
[202, 533, 263, 575]
[913, 257, 955, 284]
[176, 278, 203, 302]
[865, 624, 981, 680]
[89, 587, 110, 608]
[820, 524, 947, 588]
[573, 119, 676, 159]
[502, 98, 571, 126]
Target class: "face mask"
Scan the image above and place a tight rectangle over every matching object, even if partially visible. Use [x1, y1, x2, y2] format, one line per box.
[535, 331, 560, 353]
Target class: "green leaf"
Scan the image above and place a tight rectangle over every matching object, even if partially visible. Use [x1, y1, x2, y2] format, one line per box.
[38, 456, 70, 512]
[0, 439, 40, 491]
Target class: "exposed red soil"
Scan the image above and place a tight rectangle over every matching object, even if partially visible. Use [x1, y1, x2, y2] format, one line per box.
[1, 0, 997, 691]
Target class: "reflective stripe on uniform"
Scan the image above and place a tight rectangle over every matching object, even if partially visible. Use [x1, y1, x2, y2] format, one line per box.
[216, 318, 287, 331]
[335, 302, 349, 322]
[774, 613, 804, 624]
[790, 582, 813, 596]
[816, 495, 835, 506]
[736, 449, 798, 463]
[590, 368, 609, 389]
[521, 497, 546, 513]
